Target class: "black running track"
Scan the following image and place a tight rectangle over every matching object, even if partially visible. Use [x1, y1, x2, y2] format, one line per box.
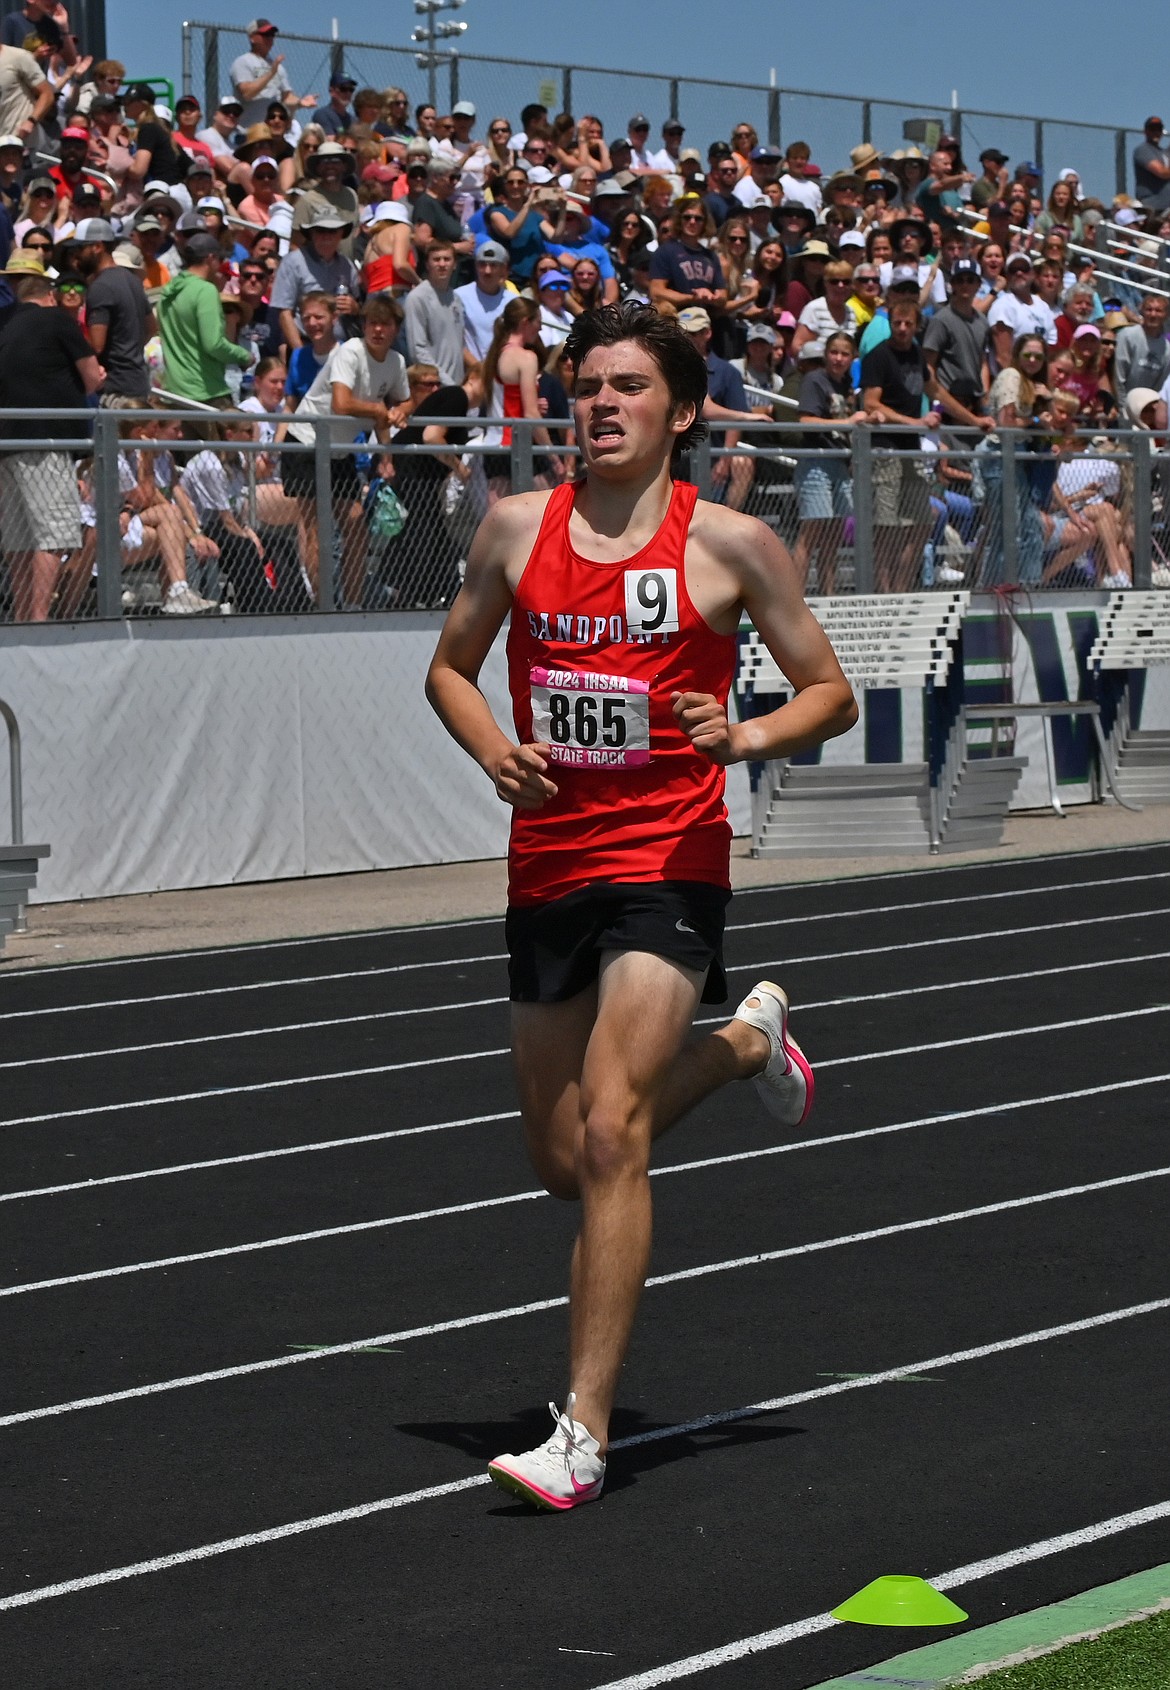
[2, 842, 1170, 1690]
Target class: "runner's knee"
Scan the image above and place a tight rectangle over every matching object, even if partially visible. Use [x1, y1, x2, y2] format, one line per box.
[576, 1105, 649, 1186]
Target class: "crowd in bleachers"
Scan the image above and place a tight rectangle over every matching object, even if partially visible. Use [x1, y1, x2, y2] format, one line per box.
[3, 10, 1170, 616]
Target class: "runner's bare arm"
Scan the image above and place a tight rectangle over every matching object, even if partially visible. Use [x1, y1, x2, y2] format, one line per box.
[674, 511, 857, 766]
[425, 496, 559, 810]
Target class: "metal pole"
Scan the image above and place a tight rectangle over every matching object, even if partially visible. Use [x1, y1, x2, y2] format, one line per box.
[330, 38, 343, 84]
[861, 101, 872, 147]
[1002, 430, 1019, 586]
[1116, 129, 1128, 200]
[851, 428, 874, 593]
[952, 108, 963, 151]
[767, 88, 780, 150]
[203, 26, 219, 125]
[562, 67, 572, 117]
[449, 52, 459, 109]
[1033, 119, 1044, 181]
[691, 434, 712, 502]
[314, 421, 335, 610]
[427, 23, 436, 109]
[669, 79, 679, 125]
[509, 417, 534, 495]
[181, 23, 192, 99]
[93, 411, 123, 619]
[1132, 429, 1153, 591]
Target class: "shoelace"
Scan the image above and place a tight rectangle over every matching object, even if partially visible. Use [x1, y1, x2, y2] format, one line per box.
[546, 1395, 586, 1470]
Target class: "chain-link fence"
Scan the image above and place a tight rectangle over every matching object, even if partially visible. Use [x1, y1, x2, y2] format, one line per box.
[183, 20, 1142, 203]
[1, 413, 1167, 624]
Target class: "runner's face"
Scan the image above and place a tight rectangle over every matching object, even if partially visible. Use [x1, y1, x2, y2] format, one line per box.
[573, 341, 693, 477]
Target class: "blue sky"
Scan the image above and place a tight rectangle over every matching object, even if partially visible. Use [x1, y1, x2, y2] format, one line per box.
[112, 0, 1160, 200]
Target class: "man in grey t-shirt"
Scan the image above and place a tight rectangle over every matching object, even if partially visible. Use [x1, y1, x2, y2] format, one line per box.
[73, 217, 153, 400]
[1114, 293, 1170, 405]
[923, 257, 992, 432]
[270, 207, 359, 349]
[230, 20, 313, 129]
[1133, 116, 1170, 213]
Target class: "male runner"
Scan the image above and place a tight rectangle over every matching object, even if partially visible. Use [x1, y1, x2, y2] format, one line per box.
[426, 302, 857, 1510]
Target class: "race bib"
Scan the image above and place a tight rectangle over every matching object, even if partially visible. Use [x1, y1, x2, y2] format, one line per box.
[625, 567, 679, 636]
[530, 665, 651, 769]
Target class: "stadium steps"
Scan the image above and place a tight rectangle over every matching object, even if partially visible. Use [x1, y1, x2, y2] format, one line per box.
[1113, 730, 1170, 803]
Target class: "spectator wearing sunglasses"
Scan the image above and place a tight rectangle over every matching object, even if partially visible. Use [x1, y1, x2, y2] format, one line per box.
[625, 113, 656, 173]
[649, 198, 726, 313]
[15, 176, 58, 241]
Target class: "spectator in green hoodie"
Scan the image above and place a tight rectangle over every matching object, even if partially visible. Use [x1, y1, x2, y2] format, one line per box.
[156, 232, 250, 406]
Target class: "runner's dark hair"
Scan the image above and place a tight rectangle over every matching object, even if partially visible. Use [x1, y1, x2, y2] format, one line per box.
[564, 302, 709, 455]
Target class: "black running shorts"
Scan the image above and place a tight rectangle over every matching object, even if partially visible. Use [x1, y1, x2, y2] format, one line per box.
[506, 880, 731, 1006]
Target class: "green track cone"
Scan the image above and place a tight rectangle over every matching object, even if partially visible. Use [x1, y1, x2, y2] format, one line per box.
[831, 1575, 968, 1627]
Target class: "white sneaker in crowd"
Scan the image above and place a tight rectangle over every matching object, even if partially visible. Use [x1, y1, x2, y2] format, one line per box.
[488, 1393, 606, 1511]
[162, 581, 217, 615]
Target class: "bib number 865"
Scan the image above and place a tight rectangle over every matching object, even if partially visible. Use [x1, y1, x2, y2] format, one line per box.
[548, 693, 627, 748]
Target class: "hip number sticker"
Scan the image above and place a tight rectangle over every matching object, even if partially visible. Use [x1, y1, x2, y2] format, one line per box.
[625, 567, 679, 635]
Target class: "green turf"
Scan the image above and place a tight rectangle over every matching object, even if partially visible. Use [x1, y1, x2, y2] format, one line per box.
[970, 1608, 1170, 1688]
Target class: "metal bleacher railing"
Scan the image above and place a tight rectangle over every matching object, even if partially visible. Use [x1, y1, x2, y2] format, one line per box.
[182, 19, 1145, 203]
[0, 414, 1166, 625]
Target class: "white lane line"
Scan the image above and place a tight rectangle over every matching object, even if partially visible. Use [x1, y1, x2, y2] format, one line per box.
[698, 947, 1170, 1028]
[3, 1017, 1164, 1295]
[6, 885, 1167, 1027]
[0, 996, 508, 1073]
[815, 1003, 1170, 1071]
[2, 1158, 1166, 1380]
[0, 953, 510, 1023]
[2, 1304, 1167, 1611]
[6, 907, 1166, 1131]
[8, 1050, 1166, 1210]
[725, 869, 1170, 932]
[0, 1110, 522, 1203]
[11, 942, 1169, 1081]
[0, 1046, 513, 1132]
[4, 837, 1162, 988]
[590, 1503, 1170, 1689]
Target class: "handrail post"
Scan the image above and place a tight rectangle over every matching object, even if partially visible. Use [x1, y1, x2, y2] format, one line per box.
[315, 419, 336, 610]
[93, 408, 123, 620]
[1132, 429, 1152, 591]
[0, 697, 26, 932]
[1002, 430, 1019, 585]
[851, 426, 874, 594]
[510, 417, 534, 494]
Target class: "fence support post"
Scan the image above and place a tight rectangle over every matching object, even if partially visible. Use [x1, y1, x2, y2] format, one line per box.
[1132, 429, 1153, 591]
[181, 23, 192, 98]
[767, 88, 780, 150]
[1115, 128, 1128, 199]
[690, 434, 712, 502]
[851, 428, 874, 594]
[669, 79, 679, 124]
[561, 66, 571, 117]
[202, 26, 218, 125]
[1002, 430, 1019, 586]
[449, 52, 459, 109]
[861, 101, 872, 146]
[93, 408, 123, 620]
[510, 418, 535, 495]
[330, 37, 344, 84]
[315, 421, 335, 611]
[1033, 120, 1044, 181]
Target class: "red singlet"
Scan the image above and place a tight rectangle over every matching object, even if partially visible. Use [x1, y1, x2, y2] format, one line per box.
[506, 479, 736, 905]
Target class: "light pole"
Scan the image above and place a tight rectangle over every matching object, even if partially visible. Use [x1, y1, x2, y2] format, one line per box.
[412, 0, 469, 110]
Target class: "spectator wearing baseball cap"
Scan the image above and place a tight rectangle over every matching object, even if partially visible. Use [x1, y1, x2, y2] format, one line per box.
[922, 256, 992, 431]
[625, 114, 655, 173]
[647, 119, 686, 175]
[231, 20, 312, 130]
[535, 267, 573, 346]
[857, 263, 922, 358]
[971, 148, 1010, 210]
[49, 127, 104, 206]
[1134, 117, 1170, 213]
[733, 144, 783, 210]
[311, 71, 357, 138]
[195, 95, 243, 181]
[455, 237, 516, 360]
[238, 152, 287, 227]
[73, 216, 155, 403]
[156, 231, 250, 405]
[676, 304, 760, 510]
